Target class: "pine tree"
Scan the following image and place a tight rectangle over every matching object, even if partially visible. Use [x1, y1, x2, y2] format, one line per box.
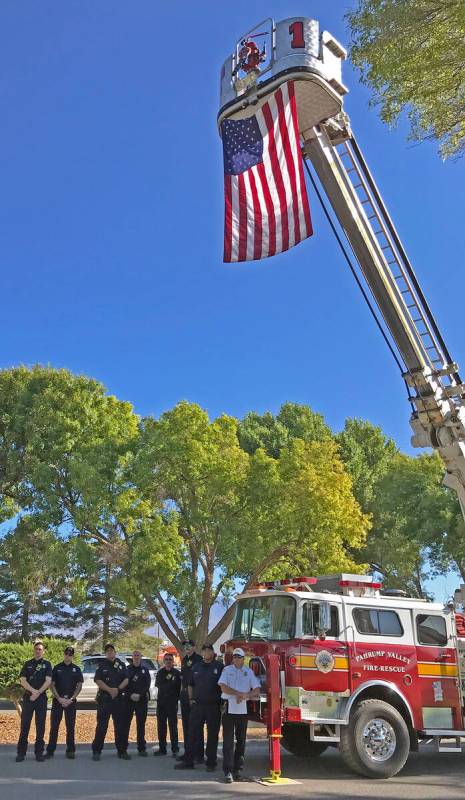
[0, 518, 75, 641]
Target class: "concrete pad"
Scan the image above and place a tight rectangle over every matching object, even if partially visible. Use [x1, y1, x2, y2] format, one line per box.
[2, 741, 465, 800]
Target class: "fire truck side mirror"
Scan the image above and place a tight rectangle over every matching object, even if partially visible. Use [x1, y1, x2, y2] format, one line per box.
[317, 600, 331, 638]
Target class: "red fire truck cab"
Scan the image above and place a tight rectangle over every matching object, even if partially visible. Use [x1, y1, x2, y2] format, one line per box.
[225, 575, 465, 778]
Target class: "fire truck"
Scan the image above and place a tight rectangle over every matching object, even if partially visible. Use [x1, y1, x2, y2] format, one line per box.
[217, 17, 465, 780]
[224, 575, 465, 779]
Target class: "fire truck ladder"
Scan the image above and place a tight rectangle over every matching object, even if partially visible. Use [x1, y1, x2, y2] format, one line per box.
[303, 124, 465, 524]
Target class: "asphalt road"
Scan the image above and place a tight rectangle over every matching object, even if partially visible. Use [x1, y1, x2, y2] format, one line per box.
[2, 741, 465, 800]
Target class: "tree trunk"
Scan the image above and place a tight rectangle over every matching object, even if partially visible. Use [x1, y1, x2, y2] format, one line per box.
[102, 565, 111, 644]
[195, 567, 214, 645]
[207, 605, 236, 645]
[21, 598, 30, 642]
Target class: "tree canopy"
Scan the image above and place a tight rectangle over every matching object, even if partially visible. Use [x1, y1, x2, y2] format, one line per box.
[238, 402, 332, 457]
[347, 0, 465, 158]
[0, 365, 463, 647]
[137, 401, 369, 645]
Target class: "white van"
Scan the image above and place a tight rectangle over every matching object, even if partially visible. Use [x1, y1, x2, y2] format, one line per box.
[79, 654, 158, 703]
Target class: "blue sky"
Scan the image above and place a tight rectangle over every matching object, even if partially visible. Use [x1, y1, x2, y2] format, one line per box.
[1, 2, 464, 600]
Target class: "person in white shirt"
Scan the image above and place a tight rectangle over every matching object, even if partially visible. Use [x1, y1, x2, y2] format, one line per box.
[218, 647, 260, 783]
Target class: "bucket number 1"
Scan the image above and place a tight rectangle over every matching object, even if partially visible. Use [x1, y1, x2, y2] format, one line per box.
[289, 21, 305, 49]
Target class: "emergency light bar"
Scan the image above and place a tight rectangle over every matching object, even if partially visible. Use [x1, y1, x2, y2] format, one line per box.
[338, 576, 383, 597]
[248, 574, 382, 597]
[339, 579, 382, 589]
[261, 577, 317, 590]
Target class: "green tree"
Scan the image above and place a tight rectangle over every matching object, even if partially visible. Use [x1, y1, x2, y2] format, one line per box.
[363, 452, 459, 597]
[113, 628, 162, 660]
[137, 402, 369, 647]
[238, 402, 332, 457]
[347, 0, 465, 158]
[71, 538, 152, 650]
[336, 418, 398, 509]
[0, 366, 181, 645]
[0, 518, 73, 641]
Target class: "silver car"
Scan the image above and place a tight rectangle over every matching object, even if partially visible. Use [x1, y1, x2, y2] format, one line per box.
[79, 654, 158, 703]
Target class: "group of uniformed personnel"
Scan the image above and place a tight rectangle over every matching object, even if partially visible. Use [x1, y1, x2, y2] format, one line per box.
[16, 639, 260, 783]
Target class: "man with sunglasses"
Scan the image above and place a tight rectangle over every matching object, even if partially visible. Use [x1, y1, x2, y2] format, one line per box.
[92, 643, 130, 761]
[154, 653, 181, 756]
[174, 643, 223, 772]
[218, 648, 260, 783]
[178, 640, 203, 762]
[45, 646, 83, 760]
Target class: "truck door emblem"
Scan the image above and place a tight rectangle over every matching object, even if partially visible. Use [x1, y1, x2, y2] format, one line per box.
[315, 650, 335, 674]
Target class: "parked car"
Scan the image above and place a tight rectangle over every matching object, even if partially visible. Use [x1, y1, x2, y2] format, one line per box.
[79, 653, 158, 703]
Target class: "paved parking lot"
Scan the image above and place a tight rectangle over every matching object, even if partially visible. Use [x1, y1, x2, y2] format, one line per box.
[2, 741, 465, 800]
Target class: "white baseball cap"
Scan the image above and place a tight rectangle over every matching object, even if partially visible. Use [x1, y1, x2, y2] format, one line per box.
[232, 647, 245, 657]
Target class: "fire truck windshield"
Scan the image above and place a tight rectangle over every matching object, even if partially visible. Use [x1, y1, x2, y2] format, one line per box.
[232, 594, 296, 641]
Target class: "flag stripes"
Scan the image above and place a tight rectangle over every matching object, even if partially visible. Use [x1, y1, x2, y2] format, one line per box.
[222, 81, 312, 263]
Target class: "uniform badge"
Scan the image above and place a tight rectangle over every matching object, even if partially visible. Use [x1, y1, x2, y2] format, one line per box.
[213, 669, 218, 675]
[187, 660, 192, 667]
[166, 673, 172, 680]
[315, 650, 335, 674]
[72, 667, 76, 672]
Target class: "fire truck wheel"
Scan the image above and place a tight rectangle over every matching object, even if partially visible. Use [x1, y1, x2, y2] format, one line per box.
[340, 699, 410, 779]
[281, 723, 328, 758]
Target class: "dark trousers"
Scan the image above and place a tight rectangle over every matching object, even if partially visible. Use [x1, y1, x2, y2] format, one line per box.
[180, 690, 204, 757]
[47, 699, 77, 754]
[222, 712, 248, 775]
[185, 703, 221, 767]
[17, 695, 47, 757]
[92, 699, 127, 754]
[126, 700, 148, 752]
[157, 700, 179, 753]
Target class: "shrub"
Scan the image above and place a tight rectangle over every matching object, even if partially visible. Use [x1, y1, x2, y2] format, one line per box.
[0, 638, 80, 714]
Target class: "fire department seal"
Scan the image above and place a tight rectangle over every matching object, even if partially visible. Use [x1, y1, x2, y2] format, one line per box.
[315, 650, 335, 674]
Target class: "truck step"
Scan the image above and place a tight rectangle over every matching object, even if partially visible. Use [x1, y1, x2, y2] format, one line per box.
[420, 731, 463, 753]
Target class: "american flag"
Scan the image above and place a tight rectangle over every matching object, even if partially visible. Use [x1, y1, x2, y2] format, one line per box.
[221, 81, 312, 263]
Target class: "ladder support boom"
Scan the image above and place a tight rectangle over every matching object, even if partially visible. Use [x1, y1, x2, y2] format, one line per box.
[303, 119, 465, 527]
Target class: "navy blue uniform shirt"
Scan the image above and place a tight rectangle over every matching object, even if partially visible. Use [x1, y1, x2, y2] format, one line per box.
[52, 662, 83, 699]
[189, 659, 223, 705]
[156, 667, 181, 704]
[94, 658, 128, 701]
[127, 663, 151, 702]
[19, 658, 53, 698]
[181, 652, 202, 691]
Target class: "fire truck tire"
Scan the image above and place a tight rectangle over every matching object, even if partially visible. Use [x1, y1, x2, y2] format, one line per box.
[340, 699, 410, 778]
[281, 723, 328, 758]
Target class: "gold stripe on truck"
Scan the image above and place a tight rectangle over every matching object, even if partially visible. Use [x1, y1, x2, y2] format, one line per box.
[417, 662, 458, 678]
[294, 654, 349, 671]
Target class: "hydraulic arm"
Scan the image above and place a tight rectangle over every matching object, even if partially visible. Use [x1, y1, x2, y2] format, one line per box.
[217, 16, 465, 524]
[302, 116, 465, 521]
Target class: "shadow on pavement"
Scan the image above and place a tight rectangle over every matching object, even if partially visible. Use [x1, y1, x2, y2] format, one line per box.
[1, 742, 465, 800]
